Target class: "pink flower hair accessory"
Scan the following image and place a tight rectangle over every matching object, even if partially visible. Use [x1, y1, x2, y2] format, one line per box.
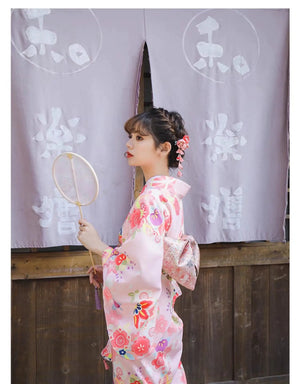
[175, 135, 189, 177]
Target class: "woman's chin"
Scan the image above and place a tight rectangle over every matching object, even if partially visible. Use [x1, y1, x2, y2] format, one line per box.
[127, 157, 137, 166]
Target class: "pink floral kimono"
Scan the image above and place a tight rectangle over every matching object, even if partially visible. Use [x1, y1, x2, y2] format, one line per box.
[100, 175, 199, 384]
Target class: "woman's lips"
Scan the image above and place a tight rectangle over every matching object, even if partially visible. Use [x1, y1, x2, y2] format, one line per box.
[126, 151, 133, 158]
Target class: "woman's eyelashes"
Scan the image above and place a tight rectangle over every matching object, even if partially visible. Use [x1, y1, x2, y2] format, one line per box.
[128, 133, 144, 141]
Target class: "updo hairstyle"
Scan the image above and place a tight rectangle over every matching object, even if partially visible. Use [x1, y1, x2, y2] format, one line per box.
[124, 107, 188, 168]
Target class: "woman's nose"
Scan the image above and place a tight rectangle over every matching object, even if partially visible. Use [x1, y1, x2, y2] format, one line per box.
[126, 139, 133, 149]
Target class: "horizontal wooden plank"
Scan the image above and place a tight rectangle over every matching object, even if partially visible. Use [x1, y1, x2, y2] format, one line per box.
[11, 251, 97, 280]
[208, 374, 289, 384]
[200, 242, 289, 268]
[11, 242, 289, 280]
[244, 375, 289, 384]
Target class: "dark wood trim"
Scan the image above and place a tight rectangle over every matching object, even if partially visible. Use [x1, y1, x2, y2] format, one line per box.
[11, 242, 289, 280]
[200, 242, 289, 268]
[208, 374, 289, 383]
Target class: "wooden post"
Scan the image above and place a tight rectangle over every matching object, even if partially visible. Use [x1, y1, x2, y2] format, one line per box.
[234, 266, 252, 380]
[134, 44, 145, 199]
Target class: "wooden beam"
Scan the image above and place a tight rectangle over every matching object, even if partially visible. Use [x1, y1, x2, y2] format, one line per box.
[199, 242, 289, 268]
[11, 242, 289, 281]
[208, 374, 289, 383]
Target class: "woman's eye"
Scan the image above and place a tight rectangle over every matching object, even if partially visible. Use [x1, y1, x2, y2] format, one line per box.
[128, 134, 132, 139]
[136, 135, 143, 141]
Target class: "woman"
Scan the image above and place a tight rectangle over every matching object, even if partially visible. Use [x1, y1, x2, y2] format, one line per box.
[78, 107, 199, 384]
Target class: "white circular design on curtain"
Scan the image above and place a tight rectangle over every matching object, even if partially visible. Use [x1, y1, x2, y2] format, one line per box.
[11, 9, 102, 75]
[182, 9, 260, 83]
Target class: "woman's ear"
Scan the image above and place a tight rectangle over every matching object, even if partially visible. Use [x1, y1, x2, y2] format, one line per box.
[160, 141, 172, 156]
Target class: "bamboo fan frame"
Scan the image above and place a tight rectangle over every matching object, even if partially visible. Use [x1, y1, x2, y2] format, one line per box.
[52, 152, 100, 268]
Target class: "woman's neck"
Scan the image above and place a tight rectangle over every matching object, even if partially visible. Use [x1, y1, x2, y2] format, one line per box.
[142, 164, 170, 182]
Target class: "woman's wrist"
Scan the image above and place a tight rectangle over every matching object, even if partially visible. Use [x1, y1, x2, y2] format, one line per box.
[93, 240, 109, 256]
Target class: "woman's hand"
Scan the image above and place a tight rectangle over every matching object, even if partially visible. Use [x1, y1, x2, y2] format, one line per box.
[77, 218, 108, 256]
[88, 265, 103, 288]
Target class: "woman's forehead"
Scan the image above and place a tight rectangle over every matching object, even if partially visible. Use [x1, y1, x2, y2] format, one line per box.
[131, 129, 150, 137]
[126, 120, 150, 136]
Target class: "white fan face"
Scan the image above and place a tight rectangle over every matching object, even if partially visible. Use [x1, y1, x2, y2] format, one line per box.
[52, 152, 99, 206]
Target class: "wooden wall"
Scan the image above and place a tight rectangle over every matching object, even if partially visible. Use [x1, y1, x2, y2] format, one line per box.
[179, 245, 289, 384]
[12, 242, 289, 384]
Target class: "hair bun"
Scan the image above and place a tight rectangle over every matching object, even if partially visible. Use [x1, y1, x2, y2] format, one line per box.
[168, 111, 185, 140]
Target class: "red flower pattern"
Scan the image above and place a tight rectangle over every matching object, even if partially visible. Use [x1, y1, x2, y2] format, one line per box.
[129, 201, 149, 229]
[151, 351, 165, 369]
[159, 194, 168, 203]
[131, 336, 150, 356]
[115, 253, 126, 265]
[129, 208, 143, 228]
[111, 328, 129, 349]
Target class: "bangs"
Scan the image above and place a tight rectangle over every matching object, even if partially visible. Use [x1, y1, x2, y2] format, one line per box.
[124, 115, 150, 136]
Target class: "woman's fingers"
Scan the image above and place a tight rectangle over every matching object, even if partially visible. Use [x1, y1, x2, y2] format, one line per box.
[78, 221, 88, 232]
[78, 219, 90, 232]
[87, 265, 102, 274]
[89, 271, 94, 285]
[87, 265, 103, 288]
[89, 273, 99, 288]
[79, 218, 89, 226]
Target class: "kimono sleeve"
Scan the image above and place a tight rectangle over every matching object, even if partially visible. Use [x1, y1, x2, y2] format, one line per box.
[101, 191, 167, 361]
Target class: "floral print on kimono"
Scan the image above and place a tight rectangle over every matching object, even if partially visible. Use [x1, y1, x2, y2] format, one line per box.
[101, 176, 191, 383]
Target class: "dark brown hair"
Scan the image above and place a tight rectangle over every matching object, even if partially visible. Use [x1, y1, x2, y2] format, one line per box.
[124, 107, 188, 168]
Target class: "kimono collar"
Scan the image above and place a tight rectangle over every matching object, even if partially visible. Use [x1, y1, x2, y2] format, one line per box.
[144, 175, 191, 200]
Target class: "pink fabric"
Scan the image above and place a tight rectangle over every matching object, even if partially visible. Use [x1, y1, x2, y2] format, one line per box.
[163, 234, 200, 291]
[100, 176, 193, 383]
